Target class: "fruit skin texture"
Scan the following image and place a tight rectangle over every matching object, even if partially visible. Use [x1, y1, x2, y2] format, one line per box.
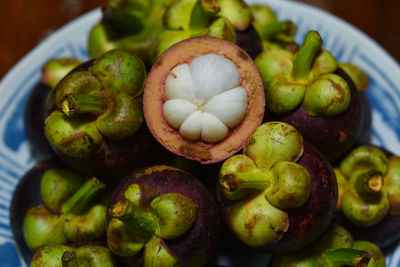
[143, 36, 265, 164]
[218, 122, 337, 253]
[108, 165, 220, 266]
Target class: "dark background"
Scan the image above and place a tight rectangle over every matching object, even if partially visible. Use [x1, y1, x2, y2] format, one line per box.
[1, 0, 399, 79]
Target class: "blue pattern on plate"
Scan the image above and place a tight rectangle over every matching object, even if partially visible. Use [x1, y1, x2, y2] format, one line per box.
[0, 1, 399, 266]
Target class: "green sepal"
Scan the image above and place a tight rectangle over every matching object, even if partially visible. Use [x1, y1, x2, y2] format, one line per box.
[23, 206, 67, 251]
[150, 193, 198, 239]
[227, 192, 289, 247]
[40, 168, 83, 214]
[90, 49, 146, 97]
[144, 237, 180, 267]
[41, 58, 82, 89]
[44, 110, 104, 158]
[95, 94, 144, 140]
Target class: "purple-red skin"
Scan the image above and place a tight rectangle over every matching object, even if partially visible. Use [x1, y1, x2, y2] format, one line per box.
[236, 25, 263, 59]
[263, 68, 370, 162]
[109, 167, 220, 266]
[272, 142, 338, 253]
[334, 148, 400, 250]
[218, 142, 338, 253]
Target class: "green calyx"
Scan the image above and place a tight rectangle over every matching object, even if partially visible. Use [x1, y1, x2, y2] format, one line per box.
[340, 62, 369, 91]
[250, 4, 297, 51]
[272, 224, 384, 267]
[338, 146, 392, 227]
[41, 58, 82, 89]
[107, 183, 197, 262]
[31, 245, 116, 267]
[46, 49, 146, 157]
[87, 0, 171, 66]
[24, 169, 107, 251]
[220, 122, 311, 246]
[152, 0, 251, 61]
[256, 30, 350, 116]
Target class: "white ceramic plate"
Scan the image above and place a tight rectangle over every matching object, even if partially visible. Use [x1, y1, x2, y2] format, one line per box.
[1, 0, 399, 266]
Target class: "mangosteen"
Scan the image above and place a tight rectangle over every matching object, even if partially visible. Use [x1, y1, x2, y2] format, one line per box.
[30, 244, 117, 267]
[43, 49, 165, 182]
[88, 0, 172, 68]
[24, 58, 83, 160]
[218, 121, 337, 253]
[10, 159, 109, 264]
[106, 165, 219, 266]
[144, 36, 265, 164]
[249, 4, 298, 54]
[256, 30, 370, 161]
[271, 223, 385, 267]
[334, 145, 400, 249]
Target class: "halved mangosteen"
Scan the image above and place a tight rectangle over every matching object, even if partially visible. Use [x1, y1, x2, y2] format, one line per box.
[143, 36, 265, 164]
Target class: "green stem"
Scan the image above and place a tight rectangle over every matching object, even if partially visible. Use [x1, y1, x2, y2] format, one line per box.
[62, 251, 79, 267]
[189, 0, 218, 30]
[220, 171, 270, 193]
[326, 248, 371, 267]
[259, 20, 296, 40]
[354, 171, 384, 197]
[292, 30, 323, 81]
[61, 177, 105, 214]
[61, 93, 107, 117]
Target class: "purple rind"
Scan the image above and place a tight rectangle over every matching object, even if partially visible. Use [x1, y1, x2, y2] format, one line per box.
[109, 167, 220, 267]
[263, 68, 368, 162]
[217, 142, 338, 254]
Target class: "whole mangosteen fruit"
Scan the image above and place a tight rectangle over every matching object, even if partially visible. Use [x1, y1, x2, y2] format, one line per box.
[107, 165, 219, 266]
[334, 145, 400, 249]
[143, 36, 265, 164]
[218, 121, 337, 253]
[256, 30, 369, 161]
[10, 159, 109, 264]
[43, 49, 164, 183]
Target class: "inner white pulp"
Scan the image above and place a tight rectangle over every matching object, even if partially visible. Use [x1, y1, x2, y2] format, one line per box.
[163, 53, 248, 143]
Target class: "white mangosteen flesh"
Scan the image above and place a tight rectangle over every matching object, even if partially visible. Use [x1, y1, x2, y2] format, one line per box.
[163, 53, 248, 143]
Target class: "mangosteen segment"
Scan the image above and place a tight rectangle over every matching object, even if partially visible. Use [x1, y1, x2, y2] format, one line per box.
[144, 36, 265, 163]
[163, 53, 247, 143]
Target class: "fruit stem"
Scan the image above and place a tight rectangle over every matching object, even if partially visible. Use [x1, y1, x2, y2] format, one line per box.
[61, 93, 107, 117]
[220, 171, 270, 193]
[61, 177, 105, 214]
[326, 248, 371, 267]
[292, 30, 323, 81]
[354, 170, 384, 197]
[259, 20, 296, 40]
[62, 251, 79, 267]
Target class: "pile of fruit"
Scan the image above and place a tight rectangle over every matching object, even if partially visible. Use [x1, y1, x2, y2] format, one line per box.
[11, 0, 398, 266]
